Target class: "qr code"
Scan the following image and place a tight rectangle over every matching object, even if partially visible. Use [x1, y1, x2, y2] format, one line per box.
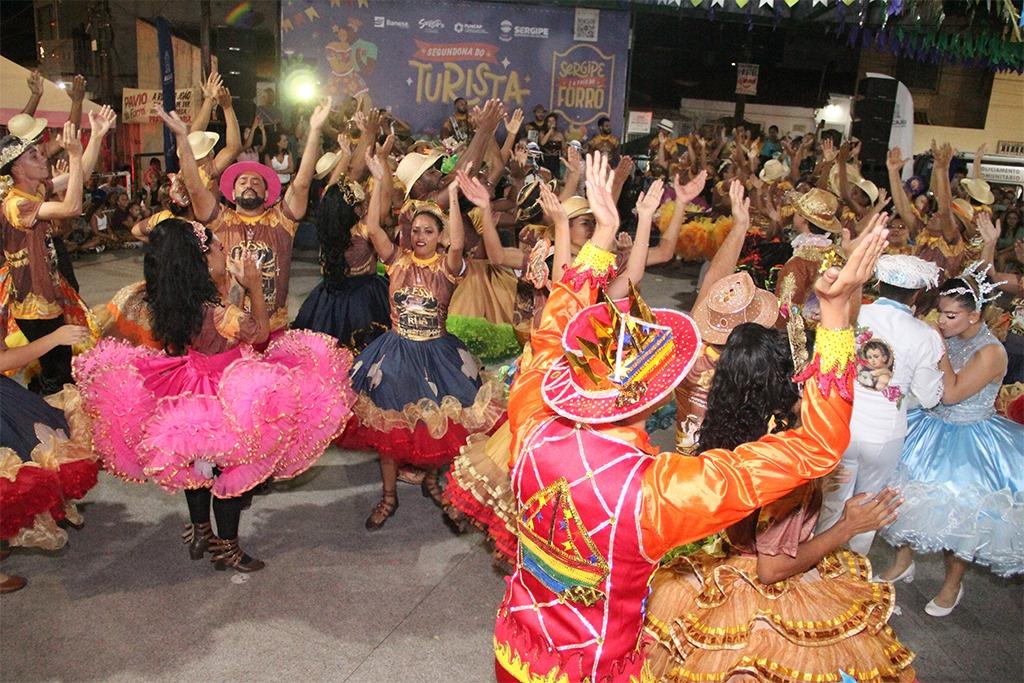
[574, 9, 599, 42]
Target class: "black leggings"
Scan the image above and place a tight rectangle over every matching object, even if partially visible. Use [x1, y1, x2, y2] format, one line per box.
[184, 488, 251, 540]
[15, 317, 73, 395]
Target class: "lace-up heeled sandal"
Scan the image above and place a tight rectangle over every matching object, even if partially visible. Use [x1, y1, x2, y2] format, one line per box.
[365, 490, 399, 531]
[420, 472, 444, 508]
[181, 522, 214, 560]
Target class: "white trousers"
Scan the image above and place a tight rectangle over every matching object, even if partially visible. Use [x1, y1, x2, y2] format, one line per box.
[816, 437, 906, 555]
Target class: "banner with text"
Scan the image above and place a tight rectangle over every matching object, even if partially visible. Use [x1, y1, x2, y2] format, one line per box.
[280, 0, 630, 137]
[122, 87, 196, 124]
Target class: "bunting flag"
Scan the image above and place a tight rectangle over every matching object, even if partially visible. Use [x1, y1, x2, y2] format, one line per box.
[760, 0, 775, 7]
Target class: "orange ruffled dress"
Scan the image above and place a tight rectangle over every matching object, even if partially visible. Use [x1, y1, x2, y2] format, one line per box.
[644, 485, 916, 683]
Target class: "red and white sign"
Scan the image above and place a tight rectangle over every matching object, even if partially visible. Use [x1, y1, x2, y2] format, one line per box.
[735, 63, 759, 96]
[122, 87, 196, 124]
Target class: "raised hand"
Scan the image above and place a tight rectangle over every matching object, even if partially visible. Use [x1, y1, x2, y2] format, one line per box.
[376, 132, 395, 162]
[27, 70, 43, 96]
[238, 251, 262, 293]
[475, 98, 505, 135]
[886, 147, 907, 172]
[57, 121, 82, 157]
[538, 183, 566, 225]
[821, 138, 837, 163]
[816, 213, 890, 304]
[201, 71, 223, 100]
[728, 179, 750, 229]
[53, 158, 69, 176]
[216, 86, 233, 110]
[363, 146, 386, 180]
[455, 169, 491, 209]
[309, 96, 332, 130]
[69, 74, 86, 102]
[503, 108, 524, 137]
[976, 213, 1000, 245]
[674, 169, 707, 206]
[154, 106, 188, 137]
[585, 152, 620, 237]
[88, 104, 117, 138]
[635, 178, 665, 219]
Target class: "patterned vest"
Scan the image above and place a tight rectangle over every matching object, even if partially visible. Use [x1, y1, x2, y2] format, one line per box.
[495, 417, 655, 683]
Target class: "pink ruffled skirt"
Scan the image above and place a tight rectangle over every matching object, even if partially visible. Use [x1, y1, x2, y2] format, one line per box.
[73, 331, 355, 498]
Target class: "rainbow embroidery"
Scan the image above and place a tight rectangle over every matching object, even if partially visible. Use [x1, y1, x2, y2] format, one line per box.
[518, 478, 609, 606]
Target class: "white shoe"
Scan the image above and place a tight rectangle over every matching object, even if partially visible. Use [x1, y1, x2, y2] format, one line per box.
[872, 561, 915, 584]
[924, 584, 964, 617]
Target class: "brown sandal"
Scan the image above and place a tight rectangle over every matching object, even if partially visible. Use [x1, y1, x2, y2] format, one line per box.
[181, 522, 214, 560]
[365, 490, 399, 530]
[420, 472, 444, 508]
[209, 536, 265, 572]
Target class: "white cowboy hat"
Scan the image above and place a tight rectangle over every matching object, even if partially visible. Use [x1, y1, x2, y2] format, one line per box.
[394, 149, 443, 198]
[960, 177, 994, 205]
[758, 159, 790, 183]
[6, 114, 47, 142]
[314, 151, 341, 180]
[187, 131, 219, 161]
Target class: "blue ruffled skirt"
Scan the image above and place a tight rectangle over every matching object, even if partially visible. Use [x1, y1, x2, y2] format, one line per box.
[881, 408, 1024, 576]
[292, 274, 391, 351]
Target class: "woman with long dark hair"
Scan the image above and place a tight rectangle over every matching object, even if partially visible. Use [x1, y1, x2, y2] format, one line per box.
[643, 322, 915, 683]
[74, 217, 355, 572]
[292, 149, 390, 350]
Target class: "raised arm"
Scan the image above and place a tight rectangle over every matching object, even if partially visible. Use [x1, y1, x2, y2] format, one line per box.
[499, 108, 524, 164]
[37, 122, 84, 221]
[156, 106, 218, 222]
[972, 143, 987, 180]
[346, 109, 380, 182]
[190, 71, 222, 133]
[640, 222, 891, 558]
[0, 324, 91, 373]
[650, 170, 708, 267]
[456, 168, 521, 268]
[325, 134, 353, 188]
[283, 97, 330, 221]
[886, 148, 923, 234]
[22, 70, 43, 116]
[693, 179, 749, 309]
[559, 144, 583, 201]
[81, 105, 116, 178]
[445, 182, 467, 276]
[67, 75, 85, 130]
[362, 145, 396, 263]
[606, 178, 664, 299]
[931, 142, 959, 243]
[212, 87, 242, 175]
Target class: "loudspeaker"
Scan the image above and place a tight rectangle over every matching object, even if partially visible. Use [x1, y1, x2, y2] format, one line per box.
[215, 27, 257, 125]
[851, 77, 898, 189]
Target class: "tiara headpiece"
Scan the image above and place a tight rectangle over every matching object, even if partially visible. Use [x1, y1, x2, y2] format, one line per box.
[942, 260, 1006, 311]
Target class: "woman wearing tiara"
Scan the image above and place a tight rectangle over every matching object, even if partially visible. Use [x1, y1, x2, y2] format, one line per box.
[878, 261, 1024, 615]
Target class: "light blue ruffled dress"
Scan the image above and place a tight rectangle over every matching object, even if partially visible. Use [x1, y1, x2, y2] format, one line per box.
[882, 324, 1024, 576]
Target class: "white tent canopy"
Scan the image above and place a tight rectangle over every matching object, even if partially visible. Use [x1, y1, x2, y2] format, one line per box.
[1, 56, 103, 129]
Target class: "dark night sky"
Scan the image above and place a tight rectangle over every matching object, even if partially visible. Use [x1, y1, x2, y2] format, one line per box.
[1, 0, 38, 66]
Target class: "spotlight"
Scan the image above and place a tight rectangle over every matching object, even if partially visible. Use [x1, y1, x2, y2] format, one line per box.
[282, 67, 319, 103]
[57, 80, 67, 89]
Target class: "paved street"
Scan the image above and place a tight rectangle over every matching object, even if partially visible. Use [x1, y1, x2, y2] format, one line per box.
[1, 250, 1021, 682]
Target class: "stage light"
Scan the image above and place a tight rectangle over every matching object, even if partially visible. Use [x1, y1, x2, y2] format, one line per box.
[283, 67, 319, 103]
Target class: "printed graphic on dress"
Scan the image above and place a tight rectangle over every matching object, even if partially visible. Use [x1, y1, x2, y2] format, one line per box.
[394, 285, 440, 338]
[855, 333, 895, 392]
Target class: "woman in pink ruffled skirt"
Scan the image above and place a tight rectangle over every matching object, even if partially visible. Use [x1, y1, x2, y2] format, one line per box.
[74, 218, 355, 572]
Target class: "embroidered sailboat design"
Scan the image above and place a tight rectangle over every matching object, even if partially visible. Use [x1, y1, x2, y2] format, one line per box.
[517, 478, 609, 606]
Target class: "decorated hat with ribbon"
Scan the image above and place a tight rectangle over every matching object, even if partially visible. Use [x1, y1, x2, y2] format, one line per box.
[541, 282, 701, 423]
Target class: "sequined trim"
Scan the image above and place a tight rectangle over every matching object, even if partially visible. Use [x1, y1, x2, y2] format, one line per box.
[792, 326, 856, 401]
[562, 241, 617, 291]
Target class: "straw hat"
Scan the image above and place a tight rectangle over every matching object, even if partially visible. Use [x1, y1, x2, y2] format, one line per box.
[6, 114, 47, 142]
[562, 195, 593, 220]
[541, 284, 701, 424]
[960, 177, 994, 205]
[951, 197, 975, 229]
[758, 159, 790, 183]
[187, 131, 219, 161]
[828, 163, 879, 204]
[394, 149, 443, 198]
[314, 151, 342, 180]
[690, 272, 780, 346]
[656, 119, 674, 133]
[792, 188, 843, 234]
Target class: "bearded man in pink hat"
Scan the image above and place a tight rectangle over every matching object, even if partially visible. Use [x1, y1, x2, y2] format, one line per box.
[493, 153, 892, 683]
[156, 99, 331, 331]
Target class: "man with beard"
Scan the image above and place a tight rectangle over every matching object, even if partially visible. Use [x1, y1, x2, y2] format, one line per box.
[440, 97, 473, 144]
[157, 98, 331, 331]
[586, 116, 619, 157]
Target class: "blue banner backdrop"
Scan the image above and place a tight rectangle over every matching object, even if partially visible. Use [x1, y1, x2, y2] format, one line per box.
[280, 0, 630, 137]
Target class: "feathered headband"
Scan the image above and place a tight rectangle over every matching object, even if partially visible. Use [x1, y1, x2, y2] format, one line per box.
[943, 260, 1006, 311]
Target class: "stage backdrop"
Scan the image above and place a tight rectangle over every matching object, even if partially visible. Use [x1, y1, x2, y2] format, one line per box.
[279, 0, 630, 137]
